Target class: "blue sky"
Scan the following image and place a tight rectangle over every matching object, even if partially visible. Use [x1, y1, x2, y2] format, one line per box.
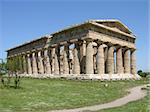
[0, 0, 149, 72]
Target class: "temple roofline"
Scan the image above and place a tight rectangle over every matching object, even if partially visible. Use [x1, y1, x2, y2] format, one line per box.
[6, 19, 136, 52]
[6, 35, 52, 52]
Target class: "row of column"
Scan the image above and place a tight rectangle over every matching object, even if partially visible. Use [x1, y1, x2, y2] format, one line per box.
[86, 40, 136, 75]
[22, 39, 136, 75]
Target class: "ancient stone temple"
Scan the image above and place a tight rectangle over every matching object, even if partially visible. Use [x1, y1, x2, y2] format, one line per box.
[6, 19, 141, 80]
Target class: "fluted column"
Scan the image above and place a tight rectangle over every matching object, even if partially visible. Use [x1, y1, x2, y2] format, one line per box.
[54, 46, 59, 74]
[97, 44, 105, 74]
[63, 44, 69, 74]
[27, 54, 32, 74]
[38, 51, 44, 74]
[32, 52, 38, 74]
[73, 43, 80, 74]
[107, 46, 114, 74]
[124, 49, 130, 74]
[86, 40, 94, 74]
[23, 55, 27, 74]
[44, 49, 51, 74]
[51, 47, 55, 74]
[80, 40, 86, 74]
[116, 47, 123, 74]
[130, 49, 136, 74]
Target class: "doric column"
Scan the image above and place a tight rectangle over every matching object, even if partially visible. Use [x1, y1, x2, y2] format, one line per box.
[73, 43, 80, 74]
[130, 49, 136, 74]
[32, 52, 38, 74]
[54, 46, 60, 75]
[97, 43, 105, 74]
[38, 51, 44, 74]
[51, 47, 55, 74]
[27, 54, 32, 74]
[23, 55, 27, 74]
[80, 40, 86, 74]
[124, 49, 130, 74]
[86, 39, 94, 74]
[116, 47, 123, 74]
[44, 49, 51, 74]
[63, 44, 69, 74]
[107, 46, 114, 74]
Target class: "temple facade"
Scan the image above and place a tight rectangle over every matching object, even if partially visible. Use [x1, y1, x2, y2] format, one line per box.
[6, 20, 141, 80]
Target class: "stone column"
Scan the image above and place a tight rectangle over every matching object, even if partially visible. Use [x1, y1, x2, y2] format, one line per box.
[107, 46, 114, 74]
[73, 43, 80, 74]
[38, 51, 44, 74]
[63, 44, 69, 74]
[86, 39, 94, 74]
[97, 44, 105, 74]
[130, 49, 136, 74]
[27, 54, 32, 74]
[23, 55, 27, 74]
[54, 46, 60, 74]
[80, 40, 86, 74]
[124, 49, 130, 74]
[44, 49, 51, 74]
[116, 47, 123, 74]
[32, 52, 38, 74]
[51, 47, 55, 74]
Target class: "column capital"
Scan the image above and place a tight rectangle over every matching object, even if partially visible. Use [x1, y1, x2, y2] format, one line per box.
[69, 39, 78, 43]
[85, 38, 93, 43]
[51, 43, 59, 47]
[115, 44, 123, 50]
[77, 39, 86, 46]
[93, 39, 103, 45]
[21, 52, 26, 55]
[104, 42, 114, 47]
[130, 48, 136, 52]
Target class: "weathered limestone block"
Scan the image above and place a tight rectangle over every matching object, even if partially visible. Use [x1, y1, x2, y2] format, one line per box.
[38, 51, 44, 74]
[32, 52, 38, 74]
[130, 49, 136, 74]
[73, 43, 80, 74]
[86, 40, 94, 74]
[63, 44, 69, 74]
[124, 49, 130, 73]
[107, 46, 114, 74]
[116, 47, 123, 74]
[97, 44, 105, 74]
[44, 49, 51, 74]
[27, 54, 32, 74]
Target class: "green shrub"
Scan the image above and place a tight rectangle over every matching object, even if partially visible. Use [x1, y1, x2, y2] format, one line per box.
[137, 70, 150, 77]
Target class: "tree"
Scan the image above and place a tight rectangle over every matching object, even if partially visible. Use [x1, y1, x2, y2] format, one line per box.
[0, 59, 8, 87]
[5, 56, 23, 89]
[137, 70, 150, 78]
[137, 70, 142, 75]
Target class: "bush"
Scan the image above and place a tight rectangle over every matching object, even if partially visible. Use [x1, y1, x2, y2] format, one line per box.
[137, 70, 150, 78]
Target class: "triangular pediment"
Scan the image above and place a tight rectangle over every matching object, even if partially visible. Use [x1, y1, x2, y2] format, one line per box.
[91, 20, 132, 34]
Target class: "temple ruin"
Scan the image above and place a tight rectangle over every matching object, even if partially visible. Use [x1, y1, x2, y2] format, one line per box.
[6, 19, 141, 80]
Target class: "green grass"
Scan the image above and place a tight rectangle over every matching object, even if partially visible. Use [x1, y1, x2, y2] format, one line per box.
[0, 78, 149, 112]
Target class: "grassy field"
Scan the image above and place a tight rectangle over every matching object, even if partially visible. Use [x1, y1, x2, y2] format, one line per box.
[0, 78, 149, 112]
[98, 95, 149, 112]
